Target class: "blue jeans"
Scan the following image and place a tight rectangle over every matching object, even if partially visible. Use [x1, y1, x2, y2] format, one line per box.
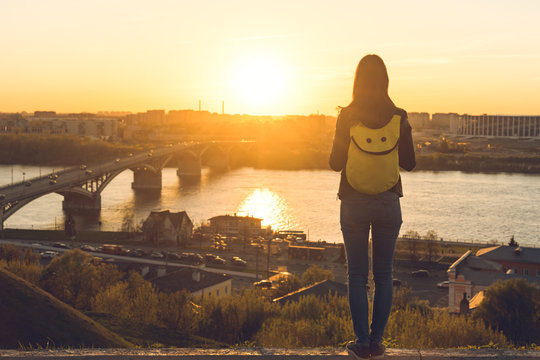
[340, 190, 402, 345]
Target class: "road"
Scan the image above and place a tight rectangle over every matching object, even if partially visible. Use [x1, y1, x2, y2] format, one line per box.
[0, 238, 257, 279]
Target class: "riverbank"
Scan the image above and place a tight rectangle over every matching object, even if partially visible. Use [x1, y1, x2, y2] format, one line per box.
[2, 133, 540, 174]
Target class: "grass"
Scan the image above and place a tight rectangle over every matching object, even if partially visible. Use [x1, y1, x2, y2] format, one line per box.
[0, 267, 132, 349]
[87, 312, 228, 348]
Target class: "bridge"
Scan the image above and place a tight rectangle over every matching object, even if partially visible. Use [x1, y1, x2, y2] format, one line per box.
[0, 141, 251, 229]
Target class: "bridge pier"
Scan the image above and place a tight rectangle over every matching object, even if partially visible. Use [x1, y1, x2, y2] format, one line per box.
[62, 192, 101, 212]
[176, 158, 202, 178]
[205, 156, 229, 172]
[132, 169, 162, 190]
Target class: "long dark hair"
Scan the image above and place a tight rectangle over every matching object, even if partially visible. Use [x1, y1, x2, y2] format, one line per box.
[345, 54, 396, 128]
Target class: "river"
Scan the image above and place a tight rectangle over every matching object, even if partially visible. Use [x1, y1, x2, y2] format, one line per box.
[1, 165, 539, 247]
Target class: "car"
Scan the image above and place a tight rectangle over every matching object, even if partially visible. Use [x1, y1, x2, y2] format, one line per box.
[0, 194, 6, 200]
[411, 270, 430, 278]
[210, 257, 226, 265]
[115, 158, 120, 163]
[437, 281, 450, 289]
[128, 153, 133, 157]
[127, 250, 143, 257]
[253, 280, 273, 288]
[24, 181, 32, 186]
[52, 242, 69, 249]
[392, 278, 402, 287]
[80, 165, 87, 170]
[134, 248, 149, 256]
[85, 169, 93, 175]
[40, 251, 58, 259]
[180, 252, 204, 265]
[49, 179, 57, 185]
[204, 254, 218, 263]
[150, 252, 164, 259]
[231, 257, 247, 266]
[80, 244, 96, 252]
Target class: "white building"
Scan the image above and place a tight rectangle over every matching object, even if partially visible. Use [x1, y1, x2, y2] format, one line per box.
[450, 114, 540, 138]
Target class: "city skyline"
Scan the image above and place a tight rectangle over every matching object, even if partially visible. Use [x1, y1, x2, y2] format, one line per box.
[2, 0, 540, 116]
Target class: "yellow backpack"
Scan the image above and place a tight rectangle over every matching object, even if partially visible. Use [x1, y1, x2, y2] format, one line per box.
[345, 113, 401, 194]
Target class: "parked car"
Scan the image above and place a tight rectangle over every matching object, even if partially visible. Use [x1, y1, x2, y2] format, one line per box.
[204, 254, 218, 263]
[180, 252, 203, 265]
[437, 281, 450, 289]
[150, 252, 164, 259]
[392, 278, 402, 287]
[80, 165, 87, 170]
[40, 251, 58, 259]
[253, 279, 273, 288]
[210, 256, 227, 265]
[231, 257, 247, 266]
[411, 269, 430, 278]
[52, 242, 69, 249]
[167, 252, 182, 260]
[0, 194, 6, 200]
[127, 250, 143, 257]
[49, 179, 57, 185]
[80, 244, 96, 252]
[134, 248, 148, 256]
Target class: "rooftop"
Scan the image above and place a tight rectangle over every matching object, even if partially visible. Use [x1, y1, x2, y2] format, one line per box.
[149, 267, 231, 293]
[476, 245, 540, 264]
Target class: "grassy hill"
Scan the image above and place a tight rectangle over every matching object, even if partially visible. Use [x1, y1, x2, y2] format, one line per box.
[88, 312, 228, 348]
[0, 267, 132, 349]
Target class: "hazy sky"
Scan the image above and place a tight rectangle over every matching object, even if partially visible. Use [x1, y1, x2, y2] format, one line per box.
[2, 0, 540, 115]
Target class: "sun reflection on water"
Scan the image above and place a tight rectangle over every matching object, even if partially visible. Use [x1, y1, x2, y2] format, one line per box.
[237, 188, 296, 231]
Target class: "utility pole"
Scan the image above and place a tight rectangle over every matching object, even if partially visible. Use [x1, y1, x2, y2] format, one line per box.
[266, 238, 272, 278]
[255, 245, 260, 280]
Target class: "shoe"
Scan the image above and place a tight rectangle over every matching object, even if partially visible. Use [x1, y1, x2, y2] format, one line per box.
[346, 341, 371, 359]
[370, 341, 386, 359]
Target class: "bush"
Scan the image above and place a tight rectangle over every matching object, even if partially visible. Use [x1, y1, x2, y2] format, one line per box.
[301, 265, 334, 286]
[474, 279, 540, 345]
[386, 307, 508, 348]
[254, 294, 353, 347]
[0, 244, 42, 284]
[193, 289, 278, 344]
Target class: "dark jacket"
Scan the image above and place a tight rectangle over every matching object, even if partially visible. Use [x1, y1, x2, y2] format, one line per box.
[329, 106, 416, 198]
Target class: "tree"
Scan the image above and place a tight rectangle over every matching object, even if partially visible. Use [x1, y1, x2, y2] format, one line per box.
[403, 230, 420, 262]
[301, 265, 334, 286]
[474, 278, 540, 345]
[508, 235, 519, 247]
[40, 249, 122, 310]
[121, 212, 136, 233]
[424, 230, 439, 262]
[274, 274, 303, 298]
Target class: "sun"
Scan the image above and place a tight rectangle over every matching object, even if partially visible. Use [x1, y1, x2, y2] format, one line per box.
[229, 55, 288, 108]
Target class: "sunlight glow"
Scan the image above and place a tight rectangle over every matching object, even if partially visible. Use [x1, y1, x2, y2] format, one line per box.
[229, 55, 288, 108]
[237, 188, 295, 231]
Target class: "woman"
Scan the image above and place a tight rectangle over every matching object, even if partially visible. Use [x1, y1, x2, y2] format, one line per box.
[329, 54, 415, 359]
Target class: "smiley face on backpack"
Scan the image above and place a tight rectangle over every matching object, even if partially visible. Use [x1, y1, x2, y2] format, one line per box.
[350, 114, 400, 155]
